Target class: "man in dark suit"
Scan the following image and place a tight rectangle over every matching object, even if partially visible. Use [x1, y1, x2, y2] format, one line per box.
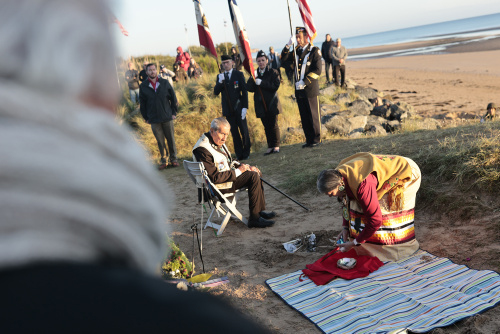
[281, 27, 322, 148]
[214, 55, 251, 160]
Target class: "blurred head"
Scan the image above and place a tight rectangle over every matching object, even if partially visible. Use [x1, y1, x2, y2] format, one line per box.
[190, 58, 196, 65]
[0, 0, 120, 111]
[317, 169, 345, 198]
[231, 47, 237, 54]
[221, 58, 233, 72]
[326, 34, 331, 42]
[269, 46, 274, 52]
[143, 61, 148, 70]
[256, 50, 268, 70]
[176, 46, 183, 54]
[487, 102, 496, 112]
[209, 117, 231, 146]
[336, 38, 342, 47]
[296, 31, 309, 47]
[146, 63, 157, 79]
[128, 62, 135, 70]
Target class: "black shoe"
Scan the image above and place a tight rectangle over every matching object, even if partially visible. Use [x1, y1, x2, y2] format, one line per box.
[263, 150, 273, 156]
[248, 217, 275, 228]
[259, 211, 276, 219]
[302, 143, 311, 148]
[309, 142, 322, 148]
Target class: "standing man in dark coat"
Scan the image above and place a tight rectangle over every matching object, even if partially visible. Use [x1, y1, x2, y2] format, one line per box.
[139, 63, 179, 169]
[214, 55, 251, 160]
[321, 34, 335, 85]
[247, 50, 282, 155]
[138, 60, 148, 83]
[281, 27, 322, 148]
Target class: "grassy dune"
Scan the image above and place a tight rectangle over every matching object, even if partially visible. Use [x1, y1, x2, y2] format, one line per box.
[116, 62, 500, 220]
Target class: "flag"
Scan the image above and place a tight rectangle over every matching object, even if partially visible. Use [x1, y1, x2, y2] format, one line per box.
[193, 0, 217, 58]
[227, 0, 254, 76]
[295, 0, 317, 42]
[111, 15, 129, 37]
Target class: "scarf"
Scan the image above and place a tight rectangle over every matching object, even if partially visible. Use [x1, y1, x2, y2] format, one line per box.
[0, 81, 171, 274]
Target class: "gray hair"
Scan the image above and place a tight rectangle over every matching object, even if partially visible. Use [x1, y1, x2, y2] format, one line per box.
[210, 117, 230, 131]
[317, 169, 343, 193]
[0, 0, 119, 108]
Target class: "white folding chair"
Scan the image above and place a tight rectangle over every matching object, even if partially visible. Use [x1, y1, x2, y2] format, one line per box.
[183, 160, 248, 236]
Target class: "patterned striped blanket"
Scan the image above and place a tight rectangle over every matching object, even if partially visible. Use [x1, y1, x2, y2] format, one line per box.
[266, 250, 500, 333]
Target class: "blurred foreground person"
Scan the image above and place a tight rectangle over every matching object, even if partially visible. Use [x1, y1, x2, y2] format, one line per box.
[0, 1, 270, 333]
[317, 153, 422, 262]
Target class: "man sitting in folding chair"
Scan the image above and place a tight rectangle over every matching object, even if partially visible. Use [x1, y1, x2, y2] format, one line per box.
[193, 117, 276, 228]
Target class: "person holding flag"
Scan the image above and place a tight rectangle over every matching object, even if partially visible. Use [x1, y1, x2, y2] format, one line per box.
[246, 50, 282, 155]
[281, 27, 322, 148]
[213, 55, 250, 161]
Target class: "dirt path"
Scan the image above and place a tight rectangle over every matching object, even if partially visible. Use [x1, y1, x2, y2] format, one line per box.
[163, 161, 500, 333]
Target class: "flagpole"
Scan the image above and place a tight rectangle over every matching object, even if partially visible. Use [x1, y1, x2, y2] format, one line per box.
[286, 0, 299, 83]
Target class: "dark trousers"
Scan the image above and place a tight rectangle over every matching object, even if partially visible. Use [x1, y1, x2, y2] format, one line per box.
[221, 171, 265, 219]
[151, 121, 177, 163]
[261, 114, 280, 148]
[227, 114, 251, 160]
[297, 96, 321, 145]
[324, 60, 333, 83]
[334, 65, 346, 86]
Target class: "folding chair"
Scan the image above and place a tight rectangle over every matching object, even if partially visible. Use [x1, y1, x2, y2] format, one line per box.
[183, 160, 248, 236]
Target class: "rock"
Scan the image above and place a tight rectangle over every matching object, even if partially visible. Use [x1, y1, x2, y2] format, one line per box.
[348, 131, 363, 138]
[366, 115, 386, 128]
[390, 101, 417, 120]
[371, 106, 391, 118]
[355, 86, 378, 100]
[319, 85, 337, 96]
[335, 93, 351, 106]
[324, 115, 349, 135]
[382, 120, 402, 132]
[349, 116, 368, 133]
[419, 118, 441, 130]
[320, 104, 341, 116]
[325, 115, 368, 136]
[345, 78, 356, 89]
[348, 99, 372, 116]
[365, 124, 388, 136]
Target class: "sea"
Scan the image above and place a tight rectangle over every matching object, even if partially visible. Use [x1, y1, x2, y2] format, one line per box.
[343, 12, 500, 60]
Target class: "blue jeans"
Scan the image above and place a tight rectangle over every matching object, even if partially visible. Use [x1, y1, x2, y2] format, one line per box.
[129, 88, 139, 104]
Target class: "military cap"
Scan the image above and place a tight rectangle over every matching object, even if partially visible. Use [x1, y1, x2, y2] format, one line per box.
[221, 54, 232, 61]
[296, 26, 306, 35]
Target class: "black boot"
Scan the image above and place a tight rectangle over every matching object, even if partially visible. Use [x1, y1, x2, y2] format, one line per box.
[248, 217, 275, 228]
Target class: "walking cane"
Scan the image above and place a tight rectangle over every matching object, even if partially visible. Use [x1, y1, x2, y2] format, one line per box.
[260, 178, 310, 212]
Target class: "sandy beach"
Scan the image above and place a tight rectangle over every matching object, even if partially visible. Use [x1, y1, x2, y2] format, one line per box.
[166, 36, 500, 333]
[348, 36, 500, 120]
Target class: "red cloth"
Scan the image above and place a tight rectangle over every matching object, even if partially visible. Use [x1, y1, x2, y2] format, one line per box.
[342, 173, 383, 243]
[301, 248, 384, 285]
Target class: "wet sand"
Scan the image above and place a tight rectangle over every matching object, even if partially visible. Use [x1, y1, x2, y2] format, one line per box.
[346, 36, 500, 119]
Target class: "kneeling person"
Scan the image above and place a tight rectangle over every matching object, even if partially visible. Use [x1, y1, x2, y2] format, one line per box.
[193, 118, 276, 228]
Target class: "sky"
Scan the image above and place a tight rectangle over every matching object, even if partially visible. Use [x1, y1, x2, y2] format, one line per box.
[110, 0, 500, 58]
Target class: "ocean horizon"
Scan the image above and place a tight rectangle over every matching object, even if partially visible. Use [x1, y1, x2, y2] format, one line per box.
[254, 13, 500, 61]
[343, 12, 500, 60]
